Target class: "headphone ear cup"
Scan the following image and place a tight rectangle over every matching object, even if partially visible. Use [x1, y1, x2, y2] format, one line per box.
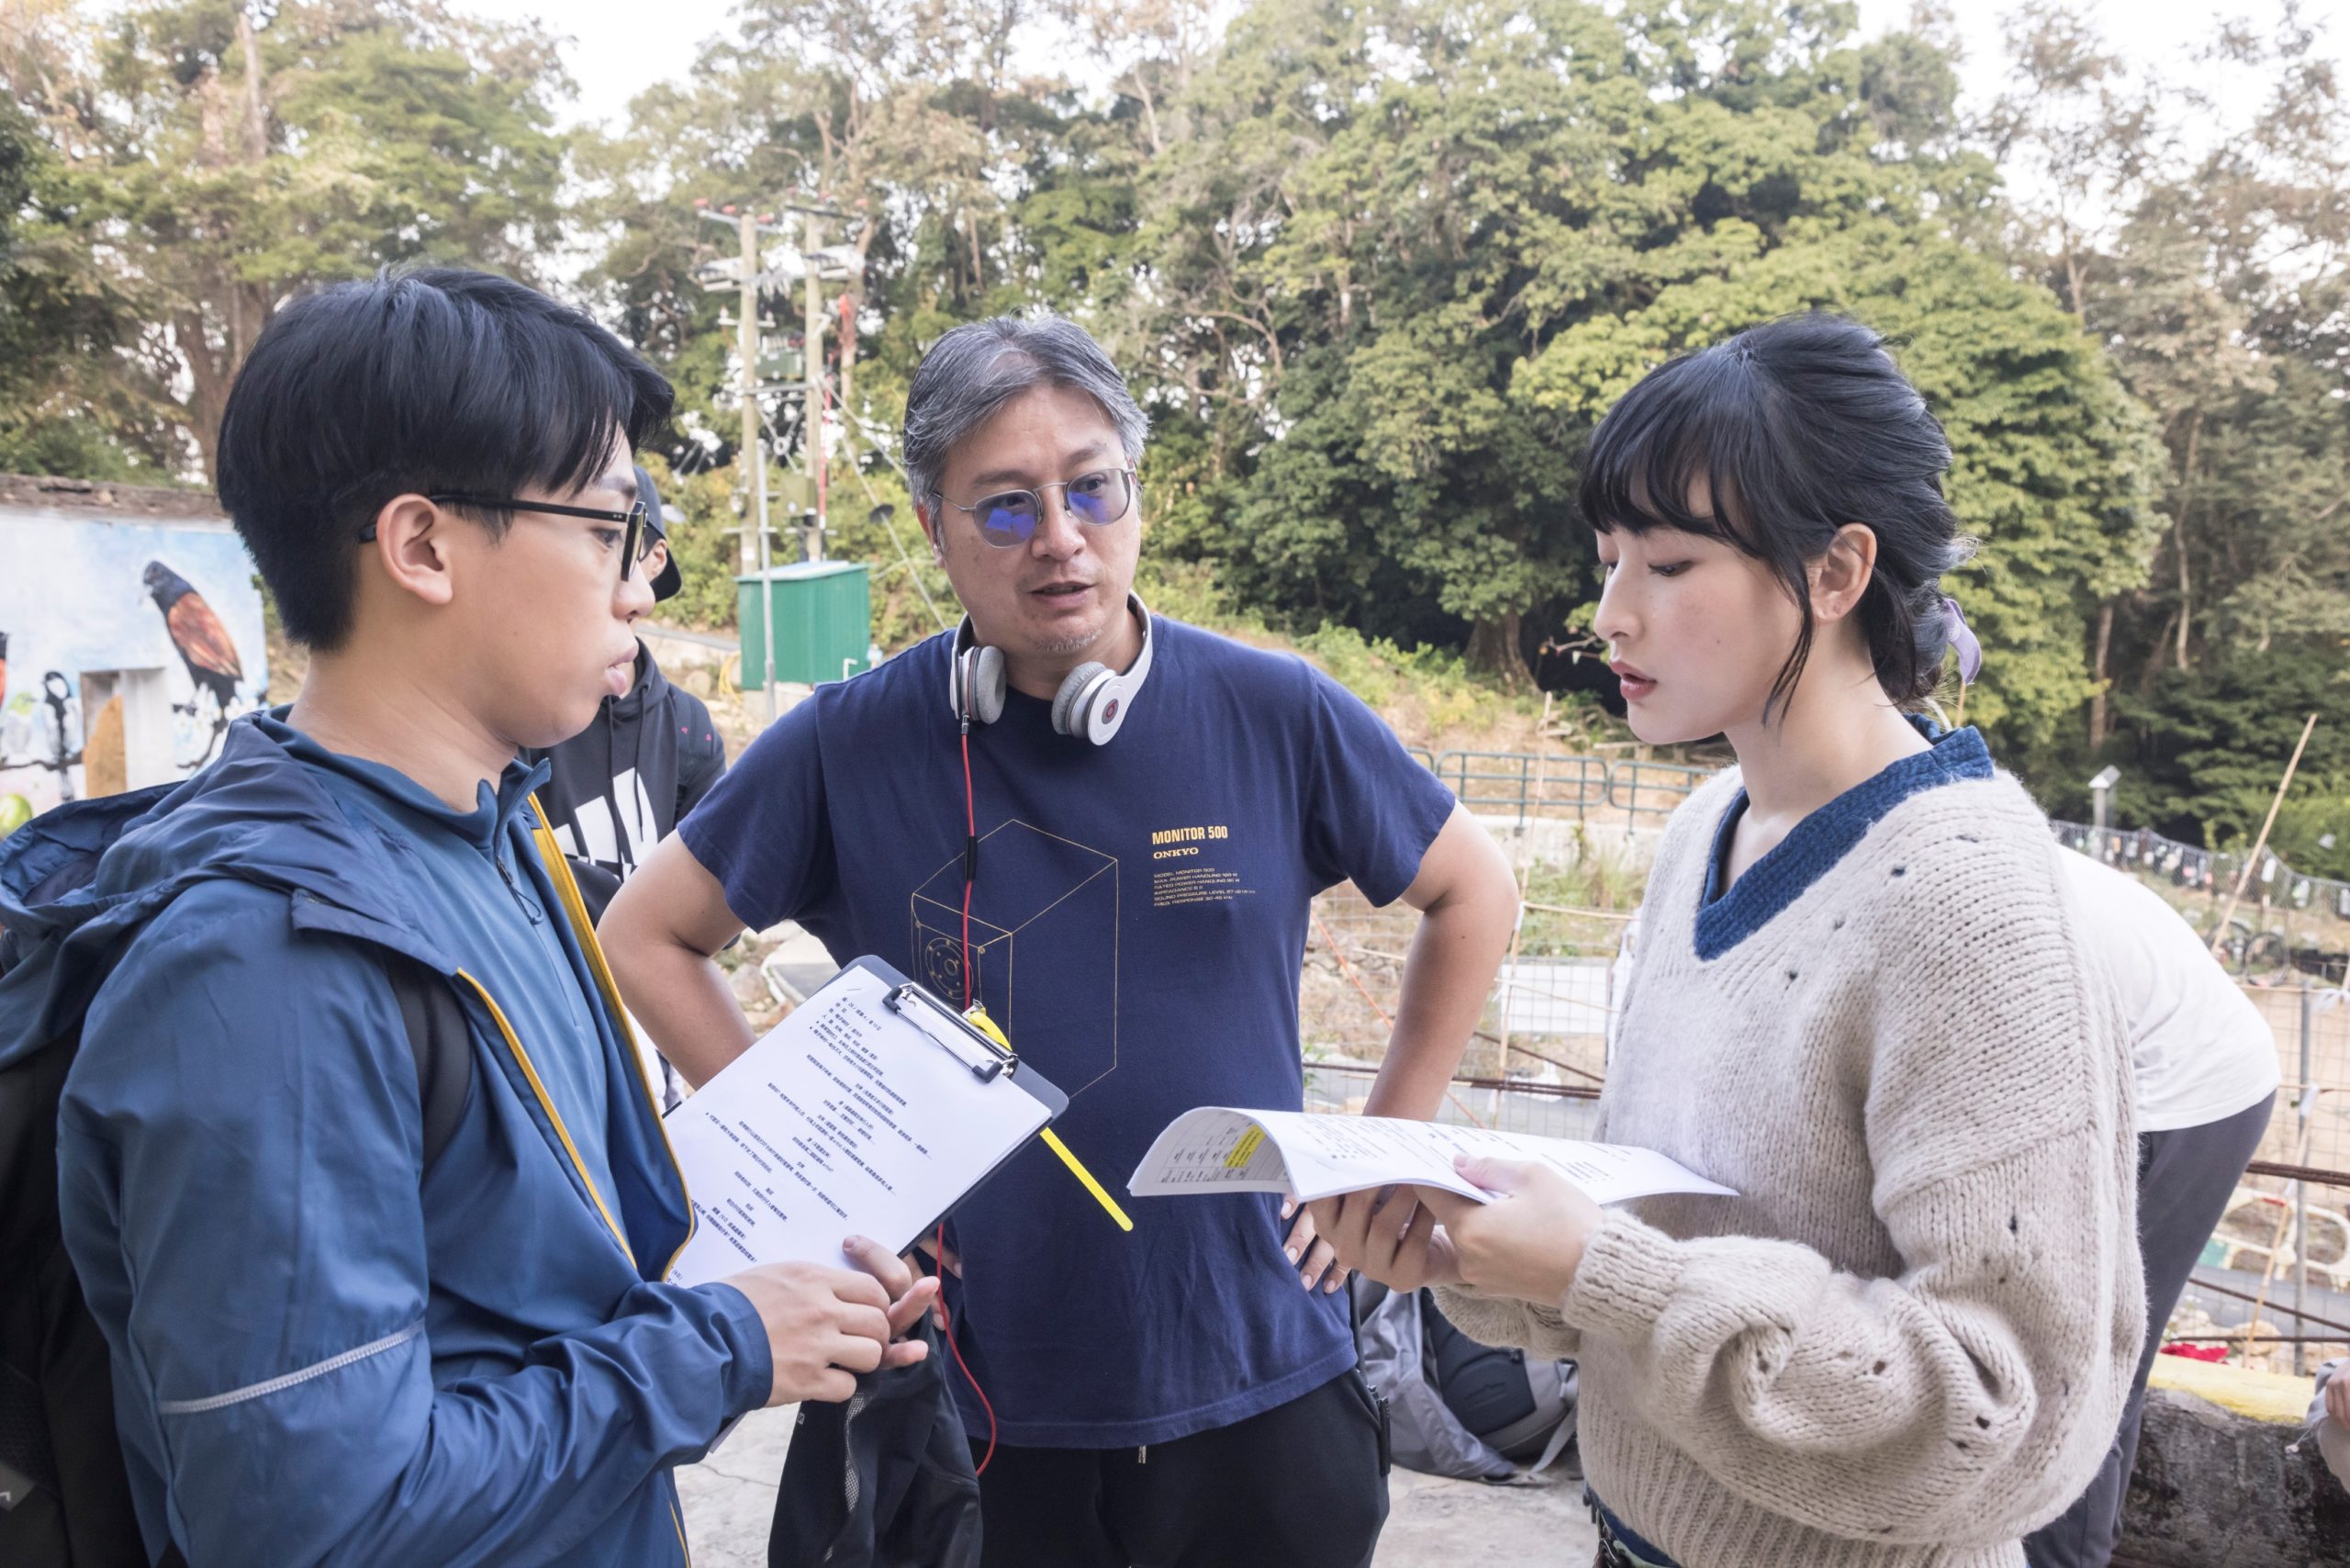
[968, 645, 1007, 725]
[1051, 661, 1108, 736]
[1082, 673, 1133, 744]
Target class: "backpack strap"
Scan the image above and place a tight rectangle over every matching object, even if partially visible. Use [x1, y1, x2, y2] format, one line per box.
[385, 959, 471, 1170]
[1527, 1397, 1577, 1474]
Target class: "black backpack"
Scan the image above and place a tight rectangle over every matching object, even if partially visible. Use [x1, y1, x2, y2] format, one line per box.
[0, 785, 472, 1568]
[1423, 1294, 1578, 1467]
[1353, 1278, 1576, 1482]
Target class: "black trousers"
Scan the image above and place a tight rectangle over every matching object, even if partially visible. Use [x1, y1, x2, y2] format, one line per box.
[2024, 1092, 2276, 1568]
[972, 1369, 1391, 1568]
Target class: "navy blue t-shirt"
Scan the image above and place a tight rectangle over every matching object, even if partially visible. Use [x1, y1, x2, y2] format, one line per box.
[677, 617, 1456, 1446]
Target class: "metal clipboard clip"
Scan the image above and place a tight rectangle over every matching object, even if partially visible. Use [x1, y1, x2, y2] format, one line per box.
[884, 983, 1018, 1083]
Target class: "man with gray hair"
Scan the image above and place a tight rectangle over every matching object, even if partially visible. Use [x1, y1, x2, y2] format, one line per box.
[605, 310, 1519, 1566]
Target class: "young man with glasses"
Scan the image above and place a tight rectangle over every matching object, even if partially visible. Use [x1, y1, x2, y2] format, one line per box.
[603, 311, 1520, 1567]
[1, 268, 932, 1567]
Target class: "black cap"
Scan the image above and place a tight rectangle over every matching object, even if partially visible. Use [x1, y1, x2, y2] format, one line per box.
[635, 464, 682, 602]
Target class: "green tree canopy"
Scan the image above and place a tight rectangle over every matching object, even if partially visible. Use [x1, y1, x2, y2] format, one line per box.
[6, 0, 572, 475]
[0, 89, 170, 476]
[4, 0, 2334, 856]
[1135, 0, 2157, 746]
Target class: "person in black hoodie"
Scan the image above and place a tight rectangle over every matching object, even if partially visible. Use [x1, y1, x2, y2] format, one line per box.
[525, 465, 726, 1103]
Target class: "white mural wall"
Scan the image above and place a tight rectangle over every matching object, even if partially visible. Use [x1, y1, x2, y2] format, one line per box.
[0, 516, 269, 824]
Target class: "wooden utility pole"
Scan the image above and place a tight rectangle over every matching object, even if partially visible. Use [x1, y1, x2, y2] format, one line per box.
[779, 199, 851, 562]
[235, 6, 268, 161]
[695, 198, 783, 717]
[802, 206, 826, 564]
[737, 209, 764, 578]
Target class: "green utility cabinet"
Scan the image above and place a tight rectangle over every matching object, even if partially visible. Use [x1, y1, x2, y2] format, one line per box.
[736, 561, 872, 687]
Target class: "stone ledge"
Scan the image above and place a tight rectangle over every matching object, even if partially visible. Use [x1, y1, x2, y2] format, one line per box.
[2119, 1363, 2347, 1568]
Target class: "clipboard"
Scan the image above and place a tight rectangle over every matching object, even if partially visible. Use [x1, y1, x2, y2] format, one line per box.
[662, 956, 1069, 1285]
[843, 955, 1069, 1244]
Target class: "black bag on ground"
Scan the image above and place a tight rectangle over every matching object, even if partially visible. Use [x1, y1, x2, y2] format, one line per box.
[770, 1316, 982, 1568]
[1352, 1278, 1576, 1483]
[1424, 1294, 1578, 1466]
[0, 787, 470, 1568]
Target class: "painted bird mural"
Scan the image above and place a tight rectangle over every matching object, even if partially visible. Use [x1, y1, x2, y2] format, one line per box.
[143, 560, 244, 764]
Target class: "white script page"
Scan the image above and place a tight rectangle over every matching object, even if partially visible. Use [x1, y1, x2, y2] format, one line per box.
[666, 966, 1050, 1286]
[1128, 1107, 1734, 1207]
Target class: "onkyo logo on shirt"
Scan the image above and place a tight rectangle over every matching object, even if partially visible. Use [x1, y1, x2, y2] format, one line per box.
[1149, 823, 1226, 858]
[1149, 823, 1255, 910]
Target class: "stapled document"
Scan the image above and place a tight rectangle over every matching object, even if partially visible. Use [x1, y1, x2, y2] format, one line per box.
[1128, 1107, 1734, 1208]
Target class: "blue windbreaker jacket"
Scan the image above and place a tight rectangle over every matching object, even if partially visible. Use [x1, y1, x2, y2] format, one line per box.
[0, 716, 772, 1567]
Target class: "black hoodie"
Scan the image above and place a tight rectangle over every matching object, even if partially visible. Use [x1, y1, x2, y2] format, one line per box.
[522, 640, 726, 924]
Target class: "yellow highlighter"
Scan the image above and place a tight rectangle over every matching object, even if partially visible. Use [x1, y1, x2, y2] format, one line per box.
[964, 1004, 1135, 1233]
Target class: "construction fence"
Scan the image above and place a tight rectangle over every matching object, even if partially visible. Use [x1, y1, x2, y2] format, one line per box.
[1408, 747, 1712, 829]
[2049, 819, 2350, 985]
[1303, 841, 2350, 1373]
[1407, 742, 2350, 952]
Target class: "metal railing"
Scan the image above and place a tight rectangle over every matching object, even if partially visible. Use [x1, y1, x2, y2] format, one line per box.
[1305, 872, 2350, 1372]
[1423, 748, 1709, 827]
[1431, 750, 1610, 824]
[1610, 759, 1713, 819]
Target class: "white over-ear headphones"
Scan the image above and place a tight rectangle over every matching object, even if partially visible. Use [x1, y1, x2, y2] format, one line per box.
[947, 595, 1156, 745]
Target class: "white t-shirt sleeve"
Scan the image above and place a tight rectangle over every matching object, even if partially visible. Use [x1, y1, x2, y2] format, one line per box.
[2058, 848, 2282, 1132]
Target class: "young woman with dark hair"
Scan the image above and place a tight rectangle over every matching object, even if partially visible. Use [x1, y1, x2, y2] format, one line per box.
[1315, 312, 2143, 1568]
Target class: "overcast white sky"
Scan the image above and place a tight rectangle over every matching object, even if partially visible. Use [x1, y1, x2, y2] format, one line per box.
[455, 0, 2340, 136]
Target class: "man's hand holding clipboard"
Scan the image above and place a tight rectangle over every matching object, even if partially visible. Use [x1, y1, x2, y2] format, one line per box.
[722, 1238, 939, 1406]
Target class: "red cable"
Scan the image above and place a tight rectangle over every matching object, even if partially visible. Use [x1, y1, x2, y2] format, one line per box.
[935, 1221, 996, 1475]
[815, 362, 829, 534]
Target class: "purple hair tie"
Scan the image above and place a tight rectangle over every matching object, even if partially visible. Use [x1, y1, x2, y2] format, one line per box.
[1942, 594, 1982, 686]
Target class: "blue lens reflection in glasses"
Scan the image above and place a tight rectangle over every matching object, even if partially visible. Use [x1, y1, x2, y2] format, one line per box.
[1067, 471, 1125, 524]
[965, 470, 1135, 547]
[979, 496, 1039, 545]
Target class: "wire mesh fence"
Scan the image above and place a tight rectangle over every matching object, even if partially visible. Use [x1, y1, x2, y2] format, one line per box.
[1410, 745, 2350, 960]
[2183, 981, 2350, 1372]
[1302, 871, 2350, 1374]
[1425, 749, 1708, 829]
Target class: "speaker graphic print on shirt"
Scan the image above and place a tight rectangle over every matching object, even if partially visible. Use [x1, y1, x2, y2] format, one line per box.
[910, 819, 1122, 1097]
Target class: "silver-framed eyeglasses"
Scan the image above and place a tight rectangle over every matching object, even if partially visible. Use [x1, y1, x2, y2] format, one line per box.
[931, 467, 1139, 549]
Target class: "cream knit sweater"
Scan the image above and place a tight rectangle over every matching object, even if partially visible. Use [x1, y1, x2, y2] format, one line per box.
[1438, 762, 2143, 1568]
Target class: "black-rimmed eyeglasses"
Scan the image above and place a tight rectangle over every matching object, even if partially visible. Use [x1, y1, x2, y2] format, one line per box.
[357, 495, 655, 585]
[930, 467, 1139, 550]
